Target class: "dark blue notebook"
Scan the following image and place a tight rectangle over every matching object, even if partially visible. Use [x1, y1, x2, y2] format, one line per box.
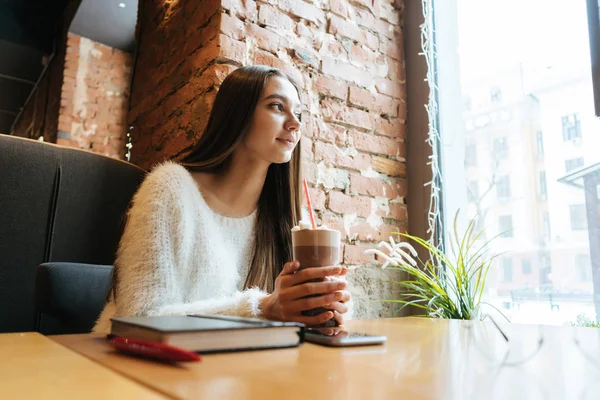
[110, 314, 305, 353]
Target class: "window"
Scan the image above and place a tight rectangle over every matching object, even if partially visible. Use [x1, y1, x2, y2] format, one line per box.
[465, 144, 477, 166]
[522, 259, 532, 274]
[464, 96, 472, 112]
[490, 87, 502, 103]
[565, 157, 584, 173]
[536, 131, 544, 158]
[543, 212, 551, 240]
[569, 204, 588, 230]
[493, 137, 508, 159]
[561, 113, 582, 142]
[496, 175, 510, 199]
[499, 215, 513, 238]
[501, 258, 513, 282]
[575, 254, 592, 282]
[539, 171, 547, 198]
[467, 181, 479, 202]
[434, 0, 596, 325]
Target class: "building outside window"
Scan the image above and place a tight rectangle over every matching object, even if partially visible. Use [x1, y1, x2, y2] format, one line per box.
[565, 157, 584, 173]
[561, 113, 582, 142]
[496, 175, 510, 199]
[569, 204, 588, 230]
[493, 137, 508, 159]
[499, 215, 513, 238]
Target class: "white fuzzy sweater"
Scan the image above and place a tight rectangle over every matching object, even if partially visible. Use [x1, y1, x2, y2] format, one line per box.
[93, 162, 267, 333]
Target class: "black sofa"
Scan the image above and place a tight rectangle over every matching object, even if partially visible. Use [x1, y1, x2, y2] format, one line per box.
[0, 135, 145, 333]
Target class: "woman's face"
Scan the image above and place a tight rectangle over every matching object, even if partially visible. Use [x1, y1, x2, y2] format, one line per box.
[241, 76, 302, 165]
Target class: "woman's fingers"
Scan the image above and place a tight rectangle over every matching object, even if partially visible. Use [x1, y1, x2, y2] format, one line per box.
[286, 265, 342, 286]
[333, 310, 344, 326]
[284, 290, 344, 313]
[280, 261, 300, 276]
[292, 311, 335, 326]
[325, 300, 349, 314]
[279, 280, 347, 302]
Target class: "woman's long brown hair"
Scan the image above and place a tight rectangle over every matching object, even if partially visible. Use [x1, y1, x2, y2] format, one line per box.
[179, 65, 302, 293]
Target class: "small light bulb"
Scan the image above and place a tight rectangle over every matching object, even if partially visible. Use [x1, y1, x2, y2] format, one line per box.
[119, 3, 126, 8]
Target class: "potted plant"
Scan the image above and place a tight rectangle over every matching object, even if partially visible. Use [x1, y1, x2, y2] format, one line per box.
[365, 212, 503, 320]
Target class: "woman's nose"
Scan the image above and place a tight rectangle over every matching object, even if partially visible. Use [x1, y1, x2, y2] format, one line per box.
[286, 114, 301, 131]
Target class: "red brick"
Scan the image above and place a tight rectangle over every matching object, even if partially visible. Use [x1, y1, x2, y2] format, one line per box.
[321, 98, 374, 131]
[349, 44, 376, 66]
[321, 216, 345, 236]
[176, 37, 220, 86]
[350, 7, 399, 40]
[218, 34, 246, 63]
[387, 57, 405, 82]
[319, 123, 347, 145]
[322, 57, 372, 88]
[186, 0, 220, 37]
[350, 130, 404, 158]
[308, 187, 326, 211]
[350, 174, 406, 199]
[330, 0, 349, 18]
[182, 15, 220, 58]
[220, 13, 246, 40]
[329, 191, 371, 218]
[375, 117, 405, 138]
[374, 77, 405, 99]
[380, 38, 403, 61]
[349, 221, 405, 242]
[221, 0, 258, 21]
[163, 83, 197, 118]
[253, 50, 287, 70]
[247, 25, 288, 54]
[314, 76, 348, 99]
[301, 136, 313, 160]
[279, 0, 326, 26]
[372, 156, 406, 177]
[302, 160, 318, 184]
[389, 203, 408, 221]
[258, 4, 294, 31]
[292, 47, 319, 69]
[344, 244, 377, 265]
[322, 34, 348, 61]
[349, 86, 400, 117]
[328, 14, 379, 51]
[314, 141, 371, 171]
[352, 0, 381, 16]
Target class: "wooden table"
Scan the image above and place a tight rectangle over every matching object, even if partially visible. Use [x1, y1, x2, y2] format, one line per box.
[50, 318, 600, 400]
[0, 332, 166, 399]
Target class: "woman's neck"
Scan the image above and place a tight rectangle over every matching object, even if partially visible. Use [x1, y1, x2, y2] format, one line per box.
[192, 155, 269, 218]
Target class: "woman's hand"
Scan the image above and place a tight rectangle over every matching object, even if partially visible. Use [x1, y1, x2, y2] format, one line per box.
[323, 273, 351, 326]
[259, 261, 350, 326]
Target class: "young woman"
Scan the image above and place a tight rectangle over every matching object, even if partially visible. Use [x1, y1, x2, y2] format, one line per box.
[94, 65, 352, 333]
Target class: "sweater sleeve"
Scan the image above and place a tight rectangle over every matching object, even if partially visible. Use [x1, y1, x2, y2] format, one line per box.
[112, 163, 268, 323]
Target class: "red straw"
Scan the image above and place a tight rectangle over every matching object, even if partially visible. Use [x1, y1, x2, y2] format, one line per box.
[302, 178, 317, 229]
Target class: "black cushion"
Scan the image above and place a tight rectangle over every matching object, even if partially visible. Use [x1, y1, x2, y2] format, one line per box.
[35, 262, 113, 334]
[0, 135, 145, 333]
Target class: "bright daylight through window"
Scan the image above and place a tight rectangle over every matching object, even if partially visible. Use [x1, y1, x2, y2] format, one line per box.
[436, 0, 599, 325]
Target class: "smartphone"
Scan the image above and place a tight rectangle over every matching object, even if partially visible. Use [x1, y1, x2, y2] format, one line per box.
[304, 328, 387, 347]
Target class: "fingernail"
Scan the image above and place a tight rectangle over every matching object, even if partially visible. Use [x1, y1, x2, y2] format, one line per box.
[333, 266, 342, 274]
[335, 292, 343, 300]
[293, 261, 300, 268]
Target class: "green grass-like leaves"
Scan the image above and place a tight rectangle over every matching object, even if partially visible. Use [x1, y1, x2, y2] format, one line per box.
[376, 212, 501, 320]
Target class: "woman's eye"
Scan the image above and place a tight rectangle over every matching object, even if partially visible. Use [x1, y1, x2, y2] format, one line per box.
[295, 113, 302, 122]
[270, 103, 284, 111]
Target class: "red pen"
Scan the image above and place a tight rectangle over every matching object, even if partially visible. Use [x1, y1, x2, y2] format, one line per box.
[108, 336, 202, 363]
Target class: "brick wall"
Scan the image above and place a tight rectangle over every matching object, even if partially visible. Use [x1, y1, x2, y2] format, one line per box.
[55, 33, 133, 159]
[130, 0, 407, 318]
